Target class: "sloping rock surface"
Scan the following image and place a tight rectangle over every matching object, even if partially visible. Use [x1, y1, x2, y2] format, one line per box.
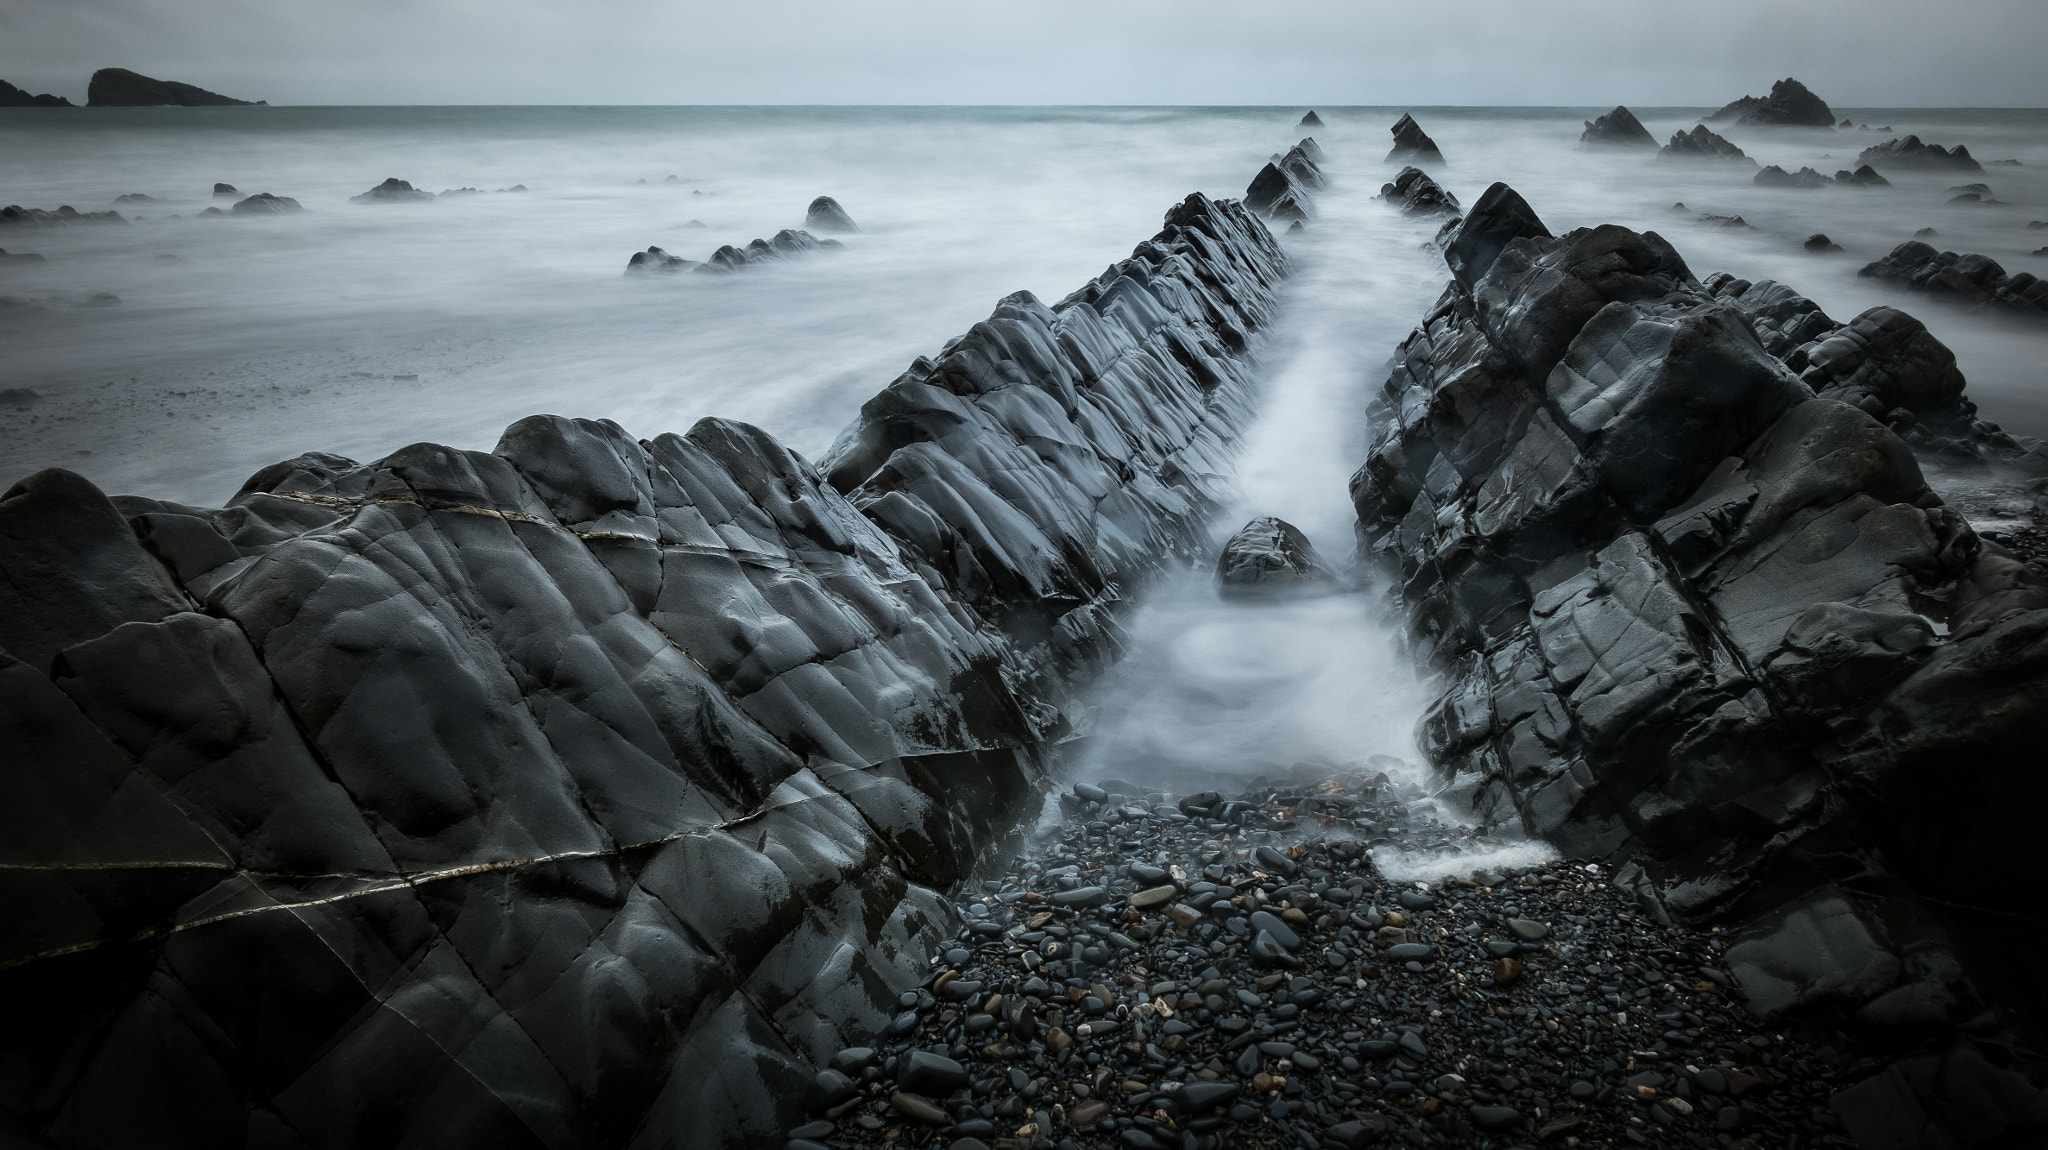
[1858, 136, 1985, 173]
[1380, 166, 1459, 217]
[0, 179, 1298, 1146]
[1580, 105, 1655, 147]
[1386, 114, 1445, 166]
[86, 68, 260, 107]
[0, 78, 72, 107]
[1353, 182, 2048, 1144]
[1244, 138, 1323, 223]
[1709, 78, 1835, 128]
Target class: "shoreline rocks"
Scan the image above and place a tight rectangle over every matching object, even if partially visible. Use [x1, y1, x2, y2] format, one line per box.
[85, 67, 262, 107]
[0, 147, 1310, 1150]
[626, 227, 842, 274]
[1579, 106, 1655, 148]
[1859, 240, 2048, 319]
[805, 195, 859, 233]
[1350, 181, 2048, 1149]
[1708, 78, 1835, 128]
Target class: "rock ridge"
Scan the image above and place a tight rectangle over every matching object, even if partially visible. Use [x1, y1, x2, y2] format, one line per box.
[0, 153, 1313, 1146]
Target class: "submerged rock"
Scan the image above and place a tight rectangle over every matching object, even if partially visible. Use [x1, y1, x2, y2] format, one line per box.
[1215, 516, 1340, 599]
[0, 248, 47, 264]
[86, 67, 262, 107]
[1708, 77, 1836, 127]
[1386, 113, 1445, 166]
[1804, 233, 1844, 252]
[349, 177, 436, 204]
[0, 204, 126, 227]
[1379, 165, 1459, 217]
[1858, 135, 1984, 173]
[1580, 105, 1656, 148]
[1658, 125, 1755, 164]
[804, 195, 859, 233]
[212, 181, 238, 197]
[1834, 163, 1891, 187]
[627, 228, 842, 275]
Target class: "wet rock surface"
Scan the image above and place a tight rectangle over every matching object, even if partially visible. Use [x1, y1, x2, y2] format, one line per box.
[1379, 167, 1459, 218]
[627, 228, 842, 274]
[1707, 78, 1836, 128]
[796, 773, 1852, 1150]
[1580, 106, 1656, 148]
[1658, 125, 1755, 165]
[1244, 139, 1322, 224]
[1350, 180, 2048, 1148]
[1215, 516, 1339, 599]
[0, 151, 1311, 1148]
[1858, 240, 2048, 320]
[350, 176, 437, 203]
[1857, 136, 1985, 173]
[1385, 115, 1444, 167]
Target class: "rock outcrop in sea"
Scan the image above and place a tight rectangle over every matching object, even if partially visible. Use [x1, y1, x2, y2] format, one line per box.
[1858, 136, 1985, 173]
[1298, 110, 1323, 129]
[1351, 181, 2048, 1147]
[0, 78, 72, 107]
[1657, 125, 1755, 164]
[1754, 164, 1831, 189]
[1859, 240, 2048, 319]
[1379, 166, 1459, 217]
[1215, 516, 1339, 599]
[1386, 114, 1445, 166]
[0, 205, 127, 228]
[1579, 106, 1655, 148]
[85, 67, 262, 107]
[804, 195, 859, 233]
[627, 228, 841, 274]
[1707, 77, 1835, 128]
[0, 147, 1306, 1149]
[350, 177, 437, 204]
[1244, 138, 1322, 223]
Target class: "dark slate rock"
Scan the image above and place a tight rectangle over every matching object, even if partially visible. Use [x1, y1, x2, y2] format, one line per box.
[1858, 136, 1985, 173]
[350, 177, 436, 204]
[897, 1051, 969, 1097]
[1439, 182, 1552, 292]
[1658, 125, 1755, 165]
[1858, 241, 2048, 319]
[1380, 166, 1459, 217]
[87, 67, 261, 106]
[804, 196, 859, 233]
[1708, 78, 1835, 128]
[1386, 114, 1445, 166]
[0, 78, 72, 107]
[1215, 516, 1339, 599]
[231, 193, 302, 215]
[1755, 164, 1831, 189]
[1580, 106, 1655, 148]
[1298, 110, 1323, 128]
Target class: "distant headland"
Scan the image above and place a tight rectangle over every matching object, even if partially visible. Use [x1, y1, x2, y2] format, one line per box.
[0, 68, 264, 107]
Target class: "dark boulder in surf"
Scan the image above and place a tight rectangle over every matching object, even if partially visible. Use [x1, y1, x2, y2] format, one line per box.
[1387, 113, 1445, 166]
[231, 192, 302, 215]
[1658, 125, 1755, 165]
[1580, 105, 1656, 148]
[1298, 110, 1324, 128]
[1708, 77, 1835, 127]
[1380, 166, 1460, 217]
[349, 177, 435, 204]
[1216, 516, 1340, 599]
[804, 195, 859, 233]
[1858, 136, 1984, 173]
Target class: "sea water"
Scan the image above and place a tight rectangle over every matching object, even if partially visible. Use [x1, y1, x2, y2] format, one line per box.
[2, 104, 2043, 818]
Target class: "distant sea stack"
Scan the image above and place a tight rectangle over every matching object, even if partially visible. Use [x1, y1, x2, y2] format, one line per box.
[1298, 110, 1324, 128]
[1580, 105, 1655, 147]
[0, 79, 72, 107]
[1708, 77, 1834, 127]
[86, 68, 263, 107]
[1386, 113, 1445, 166]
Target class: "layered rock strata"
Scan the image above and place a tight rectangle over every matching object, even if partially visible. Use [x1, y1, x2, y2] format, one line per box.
[1355, 183, 2048, 1143]
[1658, 125, 1754, 164]
[1860, 240, 2048, 320]
[1709, 78, 1836, 128]
[1858, 136, 1985, 173]
[1579, 106, 1655, 148]
[1379, 166, 1459, 218]
[1244, 138, 1323, 223]
[627, 229, 841, 275]
[1386, 114, 1445, 166]
[0, 169, 1303, 1146]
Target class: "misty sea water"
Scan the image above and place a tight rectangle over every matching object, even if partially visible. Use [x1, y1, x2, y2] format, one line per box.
[1, 104, 2043, 808]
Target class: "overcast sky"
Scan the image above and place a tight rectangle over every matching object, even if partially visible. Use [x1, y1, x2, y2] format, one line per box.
[4, 0, 2045, 106]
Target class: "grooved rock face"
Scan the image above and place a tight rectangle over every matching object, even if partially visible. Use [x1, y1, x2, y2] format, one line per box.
[0, 189, 1297, 1147]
